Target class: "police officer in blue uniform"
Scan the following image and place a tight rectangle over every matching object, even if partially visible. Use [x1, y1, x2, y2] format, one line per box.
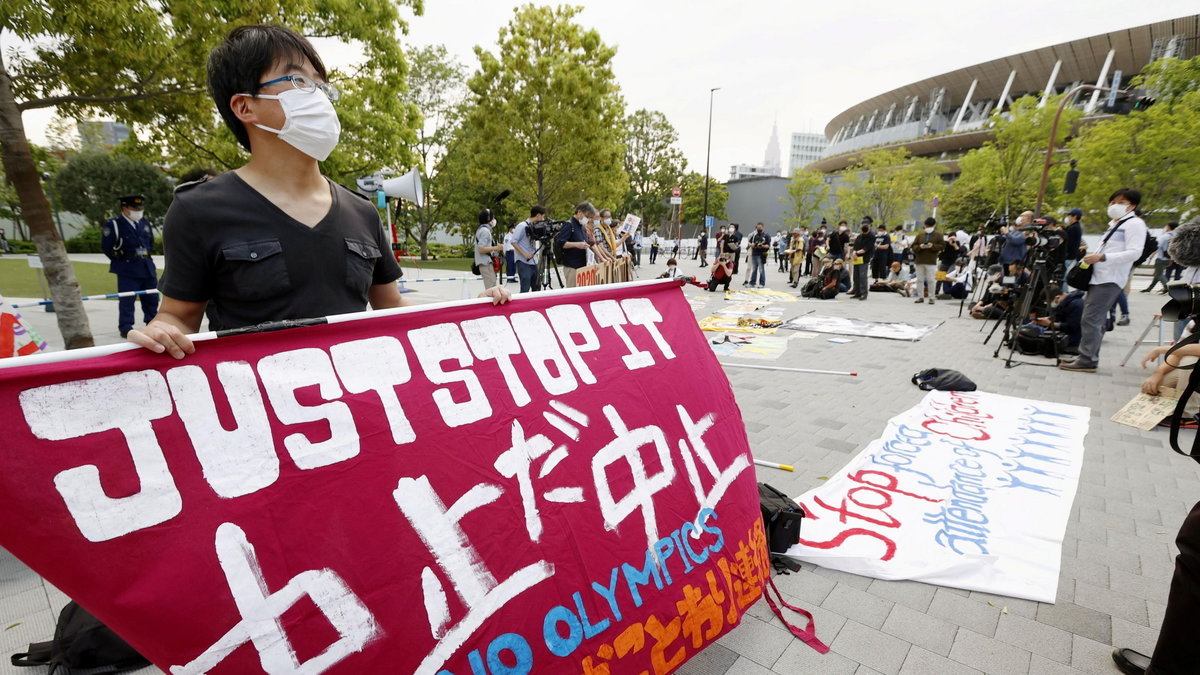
[102, 195, 159, 337]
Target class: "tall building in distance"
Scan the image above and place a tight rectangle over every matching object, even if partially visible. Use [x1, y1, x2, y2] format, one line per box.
[77, 120, 130, 151]
[788, 132, 829, 174]
[730, 122, 784, 180]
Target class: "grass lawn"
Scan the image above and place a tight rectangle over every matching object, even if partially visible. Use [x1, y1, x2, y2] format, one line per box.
[0, 258, 131, 298]
[399, 257, 476, 273]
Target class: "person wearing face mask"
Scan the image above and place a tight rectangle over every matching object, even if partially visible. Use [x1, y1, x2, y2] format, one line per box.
[474, 208, 504, 289]
[911, 217, 945, 304]
[828, 221, 849, 260]
[1001, 211, 1034, 265]
[132, 25, 510, 359]
[1059, 188, 1148, 373]
[101, 194, 159, 338]
[555, 202, 596, 287]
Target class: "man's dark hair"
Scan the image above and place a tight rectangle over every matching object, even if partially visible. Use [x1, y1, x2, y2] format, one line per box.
[574, 202, 597, 216]
[530, 205, 547, 218]
[1108, 187, 1142, 206]
[924, 217, 937, 226]
[207, 24, 328, 151]
[837, 220, 847, 226]
[477, 208, 493, 224]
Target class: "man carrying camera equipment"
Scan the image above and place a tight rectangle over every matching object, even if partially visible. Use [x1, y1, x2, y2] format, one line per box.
[1000, 211, 1034, 265]
[555, 202, 596, 288]
[911, 217, 944, 304]
[807, 223, 826, 276]
[1059, 188, 1148, 373]
[510, 205, 546, 293]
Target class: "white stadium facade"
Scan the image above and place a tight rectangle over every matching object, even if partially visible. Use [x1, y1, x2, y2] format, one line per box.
[807, 14, 1200, 177]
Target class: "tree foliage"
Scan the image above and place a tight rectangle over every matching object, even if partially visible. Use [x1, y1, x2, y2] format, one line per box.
[937, 179, 996, 231]
[1068, 56, 1200, 228]
[782, 169, 829, 230]
[395, 45, 468, 259]
[678, 171, 727, 228]
[460, 4, 627, 216]
[836, 147, 942, 226]
[620, 109, 685, 229]
[0, 0, 422, 348]
[53, 152, 173, 227]
[951, 94, 1080, 218]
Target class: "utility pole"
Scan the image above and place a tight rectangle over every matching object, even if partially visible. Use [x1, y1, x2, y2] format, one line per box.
[702, 87, 720, 236]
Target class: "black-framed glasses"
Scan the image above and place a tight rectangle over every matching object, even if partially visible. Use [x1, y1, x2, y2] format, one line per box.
[258, 74, 340, 101]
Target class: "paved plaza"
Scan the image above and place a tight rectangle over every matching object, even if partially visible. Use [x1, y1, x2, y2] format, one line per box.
[2, 254, 1197, 674]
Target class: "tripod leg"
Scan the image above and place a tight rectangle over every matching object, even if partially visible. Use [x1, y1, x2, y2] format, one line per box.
[1119, 315, 1160, 367]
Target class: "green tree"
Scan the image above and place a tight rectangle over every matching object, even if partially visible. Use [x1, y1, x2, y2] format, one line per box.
[937, 180, 996, 231]
[952, 94, 1080, 218]
[461, 4, 627, 216]
[395, 45, 468, 260]
[0, 1, 420, 348]
[678, 171, 727, 229]
[782, 169, 829, 229]
[620, 109, 685, 229]
[836, 147, 942, 225]
[53, 152, 173, 227]
[1068, 56, 1200, 228]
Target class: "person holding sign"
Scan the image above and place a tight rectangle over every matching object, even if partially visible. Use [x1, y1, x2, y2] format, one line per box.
[130, 25, 509, 359]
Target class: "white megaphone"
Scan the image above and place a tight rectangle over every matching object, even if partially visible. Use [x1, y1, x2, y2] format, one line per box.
[380, 167, 423, 207]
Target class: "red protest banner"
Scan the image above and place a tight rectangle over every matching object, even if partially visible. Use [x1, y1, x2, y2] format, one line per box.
[0, 280, 765, 675]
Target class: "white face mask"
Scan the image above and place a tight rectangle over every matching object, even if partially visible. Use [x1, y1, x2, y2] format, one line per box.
[602, 218, 612, 225]
[128, 210, 144, 221]
[249, 88, 341, 161]
[1108, 203, 1131, 220]
[925, 227, 934, 233]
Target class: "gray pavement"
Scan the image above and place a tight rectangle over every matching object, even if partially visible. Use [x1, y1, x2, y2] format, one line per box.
[2, 254, 1196, 674]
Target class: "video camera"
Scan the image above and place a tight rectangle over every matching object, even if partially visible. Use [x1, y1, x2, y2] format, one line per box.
[528, 218, 568, 241]
[983, 215, 1009, 234]
[1163, 283, 1200, 322]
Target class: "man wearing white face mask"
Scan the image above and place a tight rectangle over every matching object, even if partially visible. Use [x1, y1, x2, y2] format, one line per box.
[1060, 187, 1148, 373]
[101, 194, 159, 338]
[132, 25, 510, 359]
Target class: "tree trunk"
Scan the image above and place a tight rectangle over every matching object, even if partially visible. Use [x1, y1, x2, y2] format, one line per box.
[0, 58, 94, 349]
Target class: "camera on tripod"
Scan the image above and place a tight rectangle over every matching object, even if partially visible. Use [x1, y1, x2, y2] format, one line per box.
[528, 218, 567, 241]
[983, 215, 1009, 234]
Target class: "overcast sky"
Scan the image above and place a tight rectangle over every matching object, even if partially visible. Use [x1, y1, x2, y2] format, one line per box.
[17, 1, 1199, 180]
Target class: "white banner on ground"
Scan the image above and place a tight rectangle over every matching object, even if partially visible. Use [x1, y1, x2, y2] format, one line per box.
[786, 390, 1089, 603]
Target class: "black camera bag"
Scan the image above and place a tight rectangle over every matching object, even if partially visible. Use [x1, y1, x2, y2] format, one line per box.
[911, 368, 977, 392]
[759, 483, 804, 572]
[11, 601, 151, 673]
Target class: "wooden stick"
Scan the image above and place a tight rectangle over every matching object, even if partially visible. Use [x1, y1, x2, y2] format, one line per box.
[754, 459, 795, 472]
[720, 362, 857, 376]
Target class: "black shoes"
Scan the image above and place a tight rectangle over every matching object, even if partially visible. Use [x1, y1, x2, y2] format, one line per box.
[1111, 648, 1150, 675]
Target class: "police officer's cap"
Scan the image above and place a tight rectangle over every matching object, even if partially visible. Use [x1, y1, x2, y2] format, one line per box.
[119, 195, 146, 208]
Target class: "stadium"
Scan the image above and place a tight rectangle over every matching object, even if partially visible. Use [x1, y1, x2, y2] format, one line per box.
[807, 14, 1200, 176]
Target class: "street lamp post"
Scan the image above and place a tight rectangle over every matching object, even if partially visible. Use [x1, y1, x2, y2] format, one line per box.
[702, 87, 720, 239]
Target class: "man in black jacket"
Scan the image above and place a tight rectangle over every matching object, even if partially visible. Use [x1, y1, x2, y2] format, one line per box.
[851, 222, 876, 300]
[1062, 208, 1083, 285]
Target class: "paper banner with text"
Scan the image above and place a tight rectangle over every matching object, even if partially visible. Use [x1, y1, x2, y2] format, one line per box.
[786, 390, 1089, 603]
[782, 314, 940, 341]
[0, 281, 765, 675]
[0, 294, 47, 358]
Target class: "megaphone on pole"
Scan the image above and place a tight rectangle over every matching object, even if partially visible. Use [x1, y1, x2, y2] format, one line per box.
[356, 167, 424, 208]
[381, 167, 423, 207]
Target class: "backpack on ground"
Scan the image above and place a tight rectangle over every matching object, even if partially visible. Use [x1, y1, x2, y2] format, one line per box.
[11, 601, 151, 674]
[759, 482, 805, 573]
[911, 367, 977, 392]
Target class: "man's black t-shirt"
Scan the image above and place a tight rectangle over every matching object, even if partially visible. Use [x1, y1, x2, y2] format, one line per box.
[159, 172, 402, 331]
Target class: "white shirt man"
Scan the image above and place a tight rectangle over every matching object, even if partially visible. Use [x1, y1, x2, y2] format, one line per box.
[1060, 188, 1148, 373]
